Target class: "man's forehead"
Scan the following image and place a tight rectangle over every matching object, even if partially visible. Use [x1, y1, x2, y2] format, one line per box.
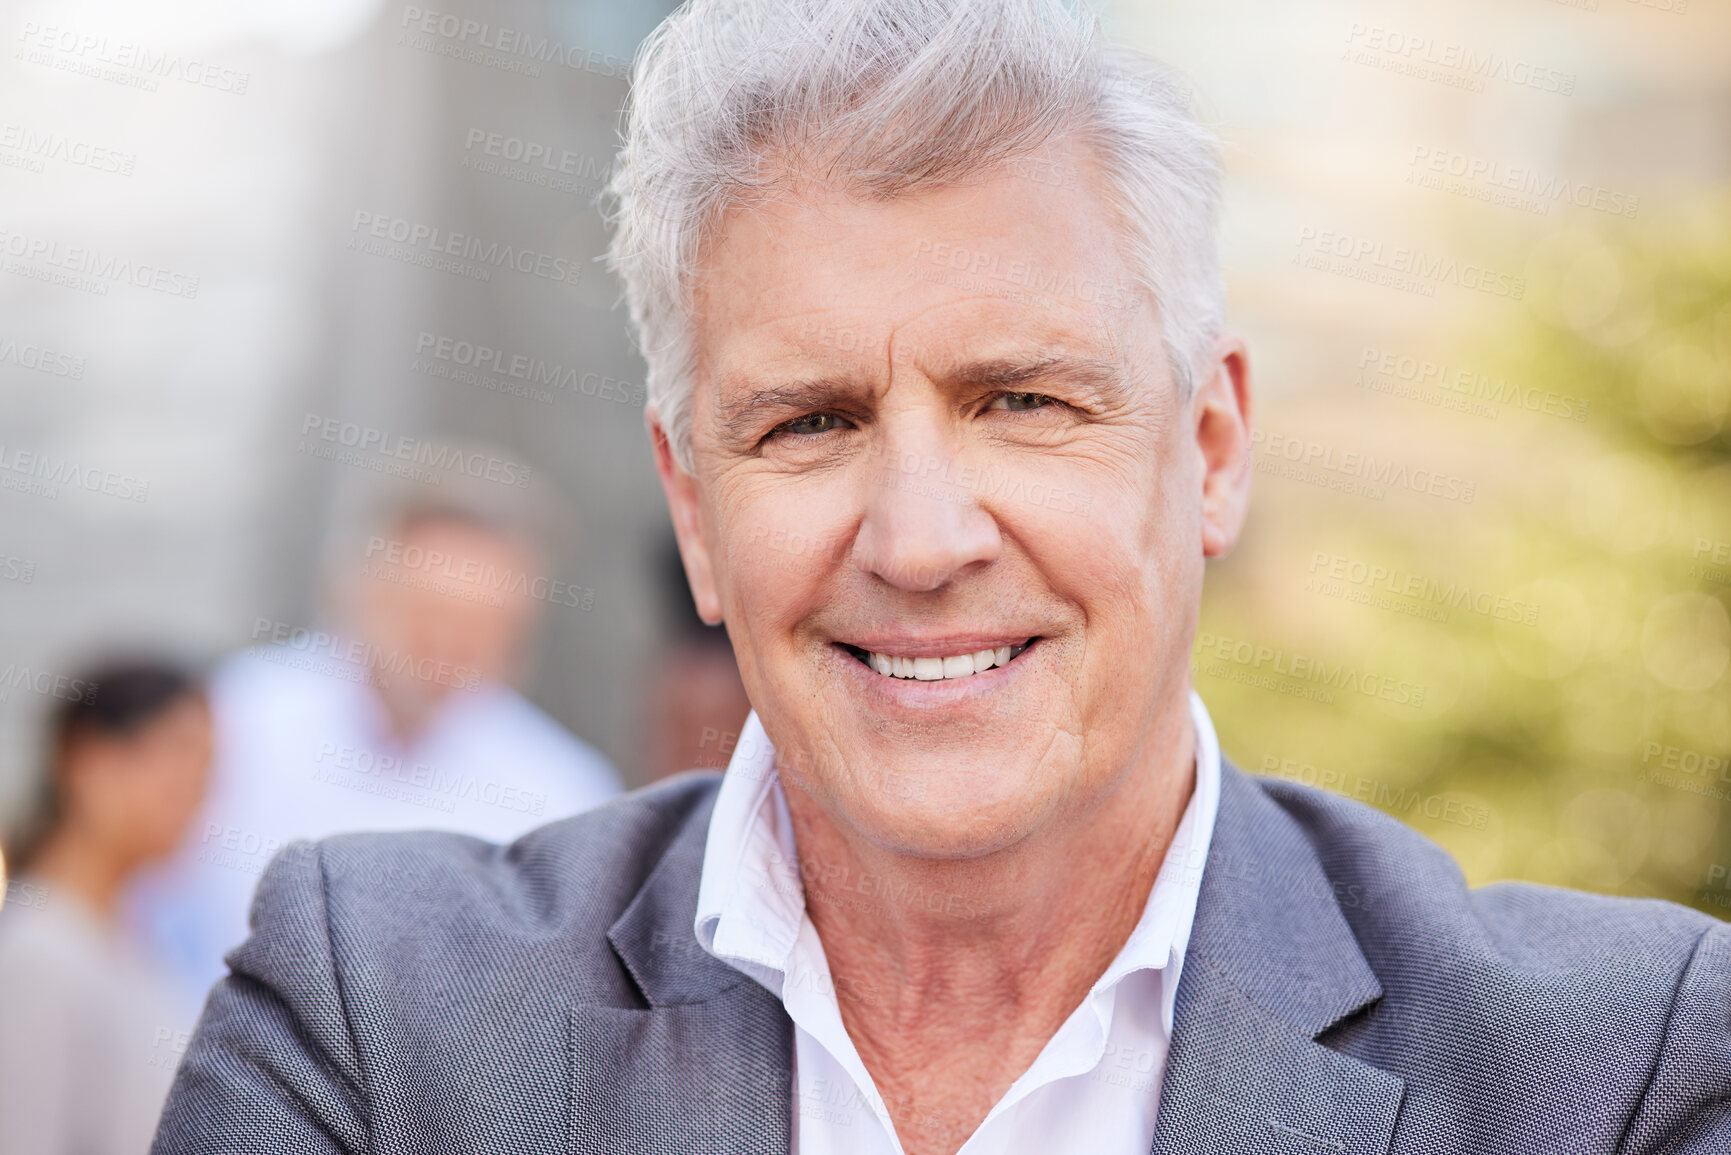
[705, 298, 1123, 398]
[692, 143, 1135, 334]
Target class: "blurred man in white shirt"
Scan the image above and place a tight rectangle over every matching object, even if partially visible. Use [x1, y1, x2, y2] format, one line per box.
[128, 493, 620, 1003]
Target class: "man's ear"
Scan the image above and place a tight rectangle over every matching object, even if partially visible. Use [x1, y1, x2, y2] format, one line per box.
[648, 409, 725, 624]
[1195, 332, 1254, 559]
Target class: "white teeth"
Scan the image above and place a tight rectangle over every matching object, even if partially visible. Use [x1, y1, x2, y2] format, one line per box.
[860, 641, 1031, 681]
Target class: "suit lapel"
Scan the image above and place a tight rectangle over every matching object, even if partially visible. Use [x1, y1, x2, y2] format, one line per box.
[1152, 764, 1405, 1154]
[568, 778, 793, 1154]
[568, 987, 792, 1153]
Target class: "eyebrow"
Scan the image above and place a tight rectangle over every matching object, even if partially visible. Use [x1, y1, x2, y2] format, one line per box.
[714, 378, 867, 444]
[712, 354, 1128, 445]
[949, 355, 1123, 396]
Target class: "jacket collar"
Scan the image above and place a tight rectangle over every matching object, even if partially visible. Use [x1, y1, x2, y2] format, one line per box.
[1186, 759, 1384, 1035]
[605, 773, 755, 1007]
[582, 775, 795, 1152]
[1150, 760, 1404, 1155]
[597, 759, 1404, 1154]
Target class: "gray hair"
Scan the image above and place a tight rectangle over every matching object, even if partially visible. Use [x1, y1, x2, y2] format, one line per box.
[605, 0, 1224, 471]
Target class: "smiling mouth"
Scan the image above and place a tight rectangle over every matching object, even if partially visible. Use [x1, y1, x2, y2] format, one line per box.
[840, 639, 1036, 681]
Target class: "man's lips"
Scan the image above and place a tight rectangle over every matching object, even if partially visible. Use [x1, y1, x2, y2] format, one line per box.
[837, 638, 1038, 682]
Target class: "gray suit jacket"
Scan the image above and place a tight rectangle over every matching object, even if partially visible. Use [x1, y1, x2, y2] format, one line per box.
[152, 763, 1731, 1154]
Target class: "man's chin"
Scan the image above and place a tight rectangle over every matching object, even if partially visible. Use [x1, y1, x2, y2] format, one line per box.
[817, 766, 1059, 860]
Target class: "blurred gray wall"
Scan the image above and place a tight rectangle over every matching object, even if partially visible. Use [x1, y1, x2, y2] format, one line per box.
[0, 0, 681, 823]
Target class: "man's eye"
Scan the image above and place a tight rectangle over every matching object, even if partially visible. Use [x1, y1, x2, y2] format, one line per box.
[777, 412, 845, 436]
[989, 392, 1054, 412]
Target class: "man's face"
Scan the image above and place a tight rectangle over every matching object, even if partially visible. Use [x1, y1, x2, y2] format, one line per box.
[657, 138, 1251, 858]
[355, 519, 539, 706]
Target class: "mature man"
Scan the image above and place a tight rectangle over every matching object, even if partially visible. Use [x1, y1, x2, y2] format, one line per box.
[153, 1, 1730, 1153]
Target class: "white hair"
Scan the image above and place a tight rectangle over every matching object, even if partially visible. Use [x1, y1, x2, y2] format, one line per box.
[605, 0, 1224, 471]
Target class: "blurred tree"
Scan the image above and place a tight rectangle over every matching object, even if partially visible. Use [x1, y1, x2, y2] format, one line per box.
[1199, 199, 1731, 915]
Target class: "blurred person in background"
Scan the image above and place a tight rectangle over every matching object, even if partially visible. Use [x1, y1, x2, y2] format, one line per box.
[0, 662, 212, 1155]
[640, 533, 752, 780]
[127, 487, 621, 1003]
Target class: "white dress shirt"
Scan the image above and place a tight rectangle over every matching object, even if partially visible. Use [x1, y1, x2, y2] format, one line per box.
[126, 643, 621, 1005]
[694, 692, 1222, 1155]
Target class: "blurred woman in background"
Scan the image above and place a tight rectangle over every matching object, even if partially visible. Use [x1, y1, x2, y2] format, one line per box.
[0, 662, 213, 1155]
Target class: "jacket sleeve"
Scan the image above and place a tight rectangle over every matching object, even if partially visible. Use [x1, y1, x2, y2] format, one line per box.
[1619, 919, 1731, 1154]
[150, 841, 371, 1155]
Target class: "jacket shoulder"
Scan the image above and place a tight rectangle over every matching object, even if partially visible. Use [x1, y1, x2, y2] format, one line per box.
[1250, 770, 1715, 963]
[249, 771, 723, 1008]
[1245, 770, 1731, 1146]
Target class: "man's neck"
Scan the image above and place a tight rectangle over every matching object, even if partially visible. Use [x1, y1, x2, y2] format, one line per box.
[781, 713, 1197, 1155]
[369, 678, 449, 749]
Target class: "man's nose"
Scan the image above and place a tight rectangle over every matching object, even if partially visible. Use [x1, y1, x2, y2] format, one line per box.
[851, 435, 1001, 592]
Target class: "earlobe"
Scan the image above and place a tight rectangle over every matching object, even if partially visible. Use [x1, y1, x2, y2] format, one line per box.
[648, 412, 726, 625]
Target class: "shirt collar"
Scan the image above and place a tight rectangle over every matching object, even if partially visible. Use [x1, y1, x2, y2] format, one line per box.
[694, 692, 1223, 1035]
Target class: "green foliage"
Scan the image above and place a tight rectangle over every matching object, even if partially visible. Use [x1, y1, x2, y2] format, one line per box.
[1200, 201, 1731, 915]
